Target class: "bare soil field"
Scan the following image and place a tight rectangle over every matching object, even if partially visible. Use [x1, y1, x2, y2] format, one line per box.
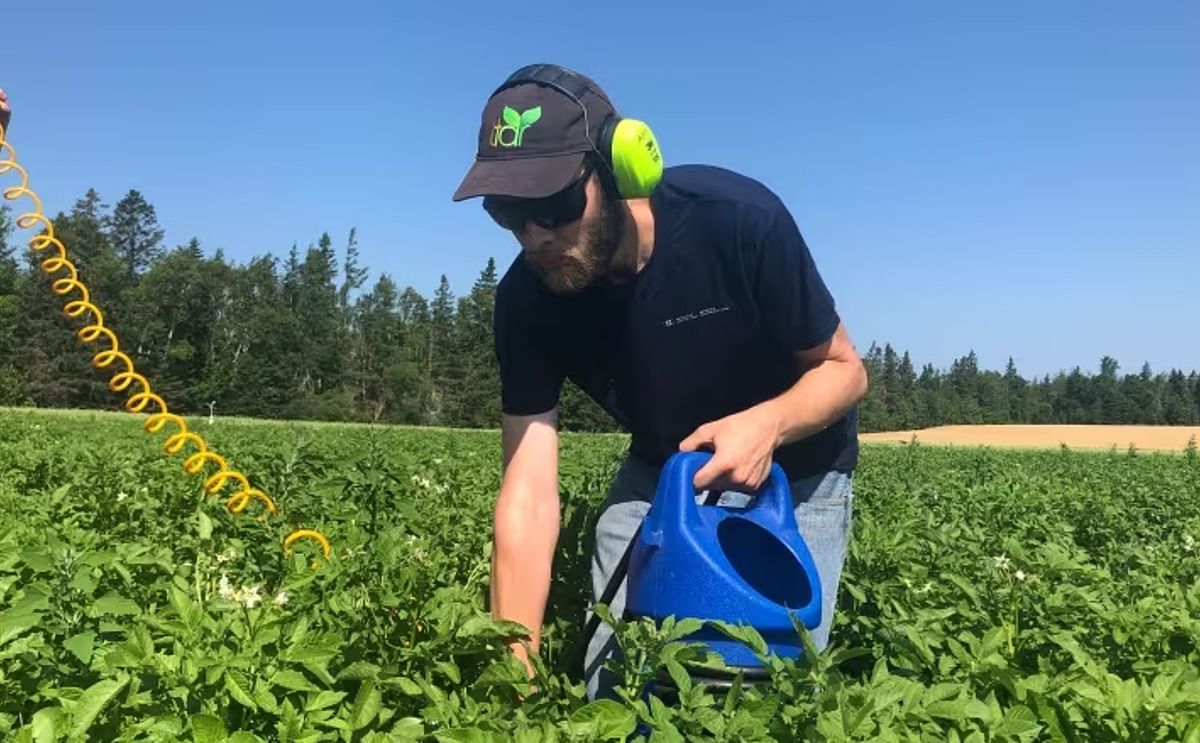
[859, 424, 1200, 452]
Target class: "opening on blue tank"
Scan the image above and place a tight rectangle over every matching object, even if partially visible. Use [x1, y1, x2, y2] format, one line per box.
[717, 517, 813, 609]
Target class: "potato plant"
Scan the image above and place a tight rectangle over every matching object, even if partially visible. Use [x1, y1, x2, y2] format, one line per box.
[0, 410, 1197, 741]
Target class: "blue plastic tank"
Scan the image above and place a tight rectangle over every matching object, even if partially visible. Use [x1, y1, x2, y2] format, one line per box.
[625, 450, 823, 669]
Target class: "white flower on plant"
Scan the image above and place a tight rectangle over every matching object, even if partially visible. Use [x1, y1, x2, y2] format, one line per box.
[116, 490, 129, 502]
[240, 584, 262, 608]
[218, 573, 234, 600]
[1184, 534, 1196, 553]
[1015, 570, 1031, 582]
[410, 474, 432, 489]
[216, 574, 267, 608]
[273, 591, 289, 606]
[215, 547, 237, 564]
[992, 554, 1011, 571]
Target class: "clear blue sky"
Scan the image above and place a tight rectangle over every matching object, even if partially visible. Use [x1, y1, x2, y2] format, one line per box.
[3, 1, 1196, 379]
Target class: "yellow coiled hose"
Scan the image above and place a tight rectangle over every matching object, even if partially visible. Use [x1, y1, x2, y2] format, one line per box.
[0, 122, 330, 564]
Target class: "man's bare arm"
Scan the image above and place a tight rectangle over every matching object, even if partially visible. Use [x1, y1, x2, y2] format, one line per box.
[491, 407, 561, 672]
[680, 321, 868, 491]
[770, 320, 869, 448]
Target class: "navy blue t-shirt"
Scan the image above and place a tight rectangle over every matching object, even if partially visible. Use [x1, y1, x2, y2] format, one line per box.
[493, 164, 858, 480]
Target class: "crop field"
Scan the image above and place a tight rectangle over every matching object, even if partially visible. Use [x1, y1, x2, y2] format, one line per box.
[1, 408, 1199, 741]
[860, 424, 1200, 453]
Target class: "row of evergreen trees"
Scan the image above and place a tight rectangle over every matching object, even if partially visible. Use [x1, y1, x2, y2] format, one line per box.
[1, 191, 1198, 432]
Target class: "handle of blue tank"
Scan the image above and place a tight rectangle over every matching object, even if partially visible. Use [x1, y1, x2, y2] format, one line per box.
[656, 451, 798, 532]
[744, 460, 801, 532]
[644, 451, 710, 538]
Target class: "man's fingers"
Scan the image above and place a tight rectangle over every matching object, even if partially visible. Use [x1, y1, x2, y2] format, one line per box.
[692, 452, 734, 491]
[678, 424, 714, 453]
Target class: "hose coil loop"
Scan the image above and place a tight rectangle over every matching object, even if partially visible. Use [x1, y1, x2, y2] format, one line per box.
[0, 123, 331, 563]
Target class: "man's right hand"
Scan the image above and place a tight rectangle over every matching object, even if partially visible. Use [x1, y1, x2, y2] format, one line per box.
[0, 89, 11, 134]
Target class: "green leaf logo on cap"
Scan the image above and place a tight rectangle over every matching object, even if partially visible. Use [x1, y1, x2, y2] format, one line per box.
[491, 106, 541, 148]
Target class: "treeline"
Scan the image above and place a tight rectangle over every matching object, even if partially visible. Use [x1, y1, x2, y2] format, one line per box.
[859, 345, 1200, 431]
[1, 191, 1198, 434]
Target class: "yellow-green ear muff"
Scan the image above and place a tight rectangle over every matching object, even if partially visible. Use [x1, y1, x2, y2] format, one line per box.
[496, 64, 665, 199]
[608, 118, 663, 199]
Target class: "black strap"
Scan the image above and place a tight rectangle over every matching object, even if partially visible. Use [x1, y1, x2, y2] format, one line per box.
[563, 519, 643, 676]
[499, 63, 593, 102]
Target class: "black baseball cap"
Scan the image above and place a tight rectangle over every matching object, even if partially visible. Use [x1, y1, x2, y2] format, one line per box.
[452, 66, 616, 202]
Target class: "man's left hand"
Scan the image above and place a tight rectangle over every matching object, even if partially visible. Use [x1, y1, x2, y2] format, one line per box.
[0, 89, 11, 134]
[678, 404, 782, 493]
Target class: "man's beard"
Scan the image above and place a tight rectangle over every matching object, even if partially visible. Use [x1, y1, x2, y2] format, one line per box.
[530, 189, 624, 295]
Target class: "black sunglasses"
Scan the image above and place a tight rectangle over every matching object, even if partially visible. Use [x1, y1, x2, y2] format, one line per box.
[483, 164, 594, 232]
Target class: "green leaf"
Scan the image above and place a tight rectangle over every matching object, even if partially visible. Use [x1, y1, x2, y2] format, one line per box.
[391, 676, 423, 696]
[31, 707, 64, 743]
[927, 697, 992, 722]
[568, 699, 637, 740]
[197, 511, 213, 541]
[902, 625, 936, 666]
[49, 483, 71, 506]
[945, 573, 982, 607]
[305, 690, 347, 712]
[69, 565, 97, 596]
[709, 621, 768, 657]
[1182, 715, 1200, 743]
[252, 684, 279, 715]
[0, 612, 41, 647]
[995, 704, 1044, 740]
[665, 657, 692, 697]
[283, 639, 338, 665]
[434, 730, 498, 743]
[303, 660, 337, 687]
[271, 669, 319, 693]
[93, 592, 140, 616]
[224, 670, 257, 710]
[456, 614, 530, 641]
[349, 679, 382, 731]
[169, 585, 198, 628]
[502, 107, 520, 127]
[20, 548, 53, 573]
[389, 718, 426, 740]
[69, 677, 128, 739]
[1069, 681, 1107, 705]
[64, 631, 95, 665]
[435, 660, 461, 684]
[0, 588, 50, 645]
[190, 713, 226, 743]
[519, 106, 541, 127]
[665, 617, 704, 642]
[336, 661, 381, 681]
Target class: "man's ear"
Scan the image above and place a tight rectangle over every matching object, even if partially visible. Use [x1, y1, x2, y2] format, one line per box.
[592, 157, 620, 201]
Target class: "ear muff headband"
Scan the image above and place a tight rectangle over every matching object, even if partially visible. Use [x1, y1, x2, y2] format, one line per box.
[496, 64, 663, 199]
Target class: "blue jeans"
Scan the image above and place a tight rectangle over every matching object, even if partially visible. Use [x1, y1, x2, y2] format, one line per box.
[582, 454, 855, 701]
